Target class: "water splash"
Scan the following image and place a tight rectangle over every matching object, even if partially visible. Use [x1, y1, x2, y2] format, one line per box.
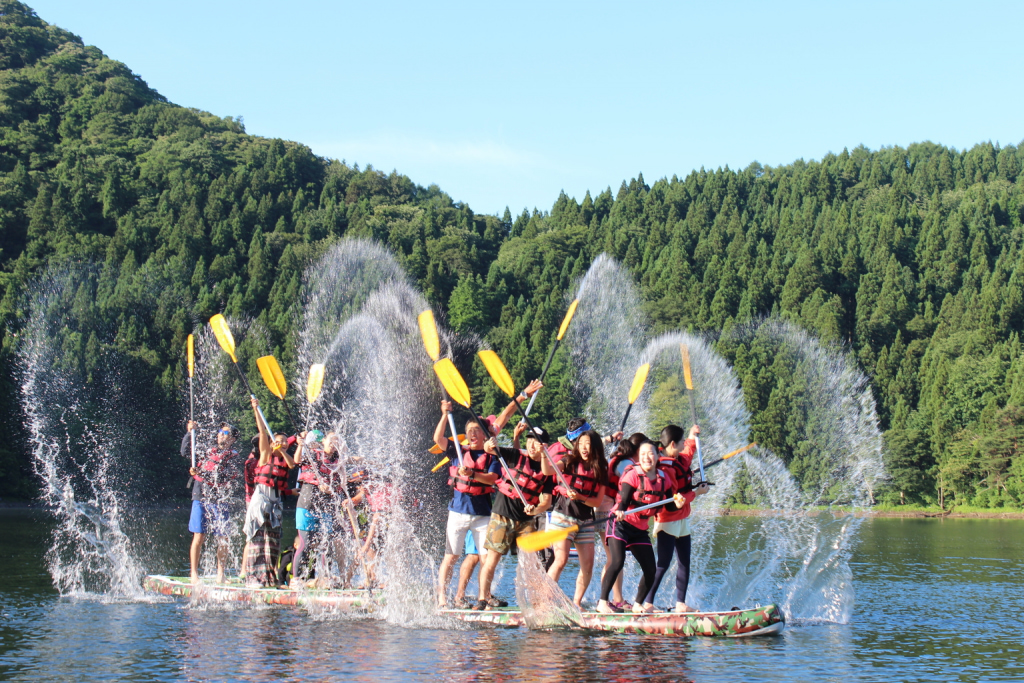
[18, 265, 144, 598]
[515, 551, 584, 629]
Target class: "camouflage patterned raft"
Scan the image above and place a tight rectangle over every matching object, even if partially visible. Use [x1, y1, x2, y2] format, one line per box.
[143, 575, 380, 611]
[440, 604, 785, 637]
[145, 575, 783, 637]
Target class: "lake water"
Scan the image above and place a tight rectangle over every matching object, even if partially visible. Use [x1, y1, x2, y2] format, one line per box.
[1, 509, 1022, 682]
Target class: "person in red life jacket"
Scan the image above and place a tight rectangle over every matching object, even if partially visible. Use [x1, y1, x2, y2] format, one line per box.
[182, 419, 240, 584]
[643, 424, 709, 612]
[474, 421, 555, 610]
[546, 422, 608, 607]
[243, 397, 299, 587]
[600, 437, 639, 609]
[239, 435, 260, 578]
[435, 379, 542, 609]
[291, 429, 347, 587]
[597, 440, 690, 614]
[361, 474, 398, 588]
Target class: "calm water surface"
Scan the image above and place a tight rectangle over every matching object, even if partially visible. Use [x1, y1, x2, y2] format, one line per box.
[1, 509, 1021, 682]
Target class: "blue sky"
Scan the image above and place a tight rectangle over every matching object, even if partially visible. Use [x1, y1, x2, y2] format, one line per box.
[28, 0, 1024, 216]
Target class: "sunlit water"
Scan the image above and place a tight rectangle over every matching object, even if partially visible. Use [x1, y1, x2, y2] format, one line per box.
[2, 510, 1022, 682]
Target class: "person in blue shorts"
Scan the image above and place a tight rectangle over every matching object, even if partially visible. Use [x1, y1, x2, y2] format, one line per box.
[183, 420, 241, 583]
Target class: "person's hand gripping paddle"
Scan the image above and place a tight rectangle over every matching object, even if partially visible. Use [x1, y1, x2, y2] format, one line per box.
[209, 314, 272, 433]
[418, 310, 464, 471]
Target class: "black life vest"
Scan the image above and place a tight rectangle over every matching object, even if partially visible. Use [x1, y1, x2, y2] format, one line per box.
[448, 449, 495, 496]
[554, 460, 603, 499]
[254, 452, 289, 493]
[625, 464, 673, 518]
[496, 451, 548, 506]
[193, 448, 239, 488]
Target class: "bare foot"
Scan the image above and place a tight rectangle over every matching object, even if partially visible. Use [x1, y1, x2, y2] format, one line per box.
[631, 602, 654, 614]
[190, 573, 199, 584]
[674, 602, 696, 613]
[596, 600, 618, 614]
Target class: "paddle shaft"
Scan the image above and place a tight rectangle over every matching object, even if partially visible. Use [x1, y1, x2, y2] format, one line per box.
[497, 454, 529, 506]
[524, 339, 561, 416]
[231, 361, 272, 434]
[188, 375, 196, 469]
[619, 402, 634, 435]
[511, 401, 575, 495]
[574, 495, 678, 532]
[333, 457, 373, 588]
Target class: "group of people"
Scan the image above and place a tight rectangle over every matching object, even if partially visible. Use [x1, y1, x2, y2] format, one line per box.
[183, 397, 387, 588]
[183, 377, 710, 613]
[434, 380, 709, 614]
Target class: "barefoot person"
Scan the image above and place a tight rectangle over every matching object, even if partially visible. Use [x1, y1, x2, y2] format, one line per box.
[292, 430, 347, 586]
[644, 424, 709, 611]
[182, 420, 240, 583]
[546, 423, 607, 607]
[435, 380, 542, 608]
[597, 441, 689, 614]
[600, 437, 638, 609]
[244, 397, 298, 587]
[475, 421, 554, 609]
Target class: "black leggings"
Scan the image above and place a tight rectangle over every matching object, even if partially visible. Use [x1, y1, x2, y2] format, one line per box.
[643, 532, 691, 605]
[600, 523, 656, 604]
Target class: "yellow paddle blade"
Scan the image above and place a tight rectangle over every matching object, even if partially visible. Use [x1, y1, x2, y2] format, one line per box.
[256, 356, 287, 399]
[516, 525, 578, 553]
[431, 456, 450, 473]
[722, 442, 757, 460]
[478, 349, 515, 398]
[628, 363, 650, 405]
[556, 298, 580, 341]
[209, 315, 238, 363]
[434, 359, 471, 408]
[681, 344, 693, 391]
[418, 310, 441, 362]
[186, 334, 194, 377]
[306, 363, 325, 404]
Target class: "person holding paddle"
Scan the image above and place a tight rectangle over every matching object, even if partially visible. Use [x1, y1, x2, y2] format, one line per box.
[474, 420, 555, 610]
[244, 397, 299, 587]
[182, 420, 240, 584]
[546, 423, 608, 608]
[434, 380, 541, 609]
[597, 440, 689, 614]
[644, 424, 709, 612]
[292, 430, 348, 587]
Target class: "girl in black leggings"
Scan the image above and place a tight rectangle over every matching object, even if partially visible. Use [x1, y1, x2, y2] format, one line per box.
[597, 441, 687, 614]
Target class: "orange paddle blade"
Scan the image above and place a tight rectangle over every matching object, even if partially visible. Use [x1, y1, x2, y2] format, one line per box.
[681, 344, 693, 391]
[186, 334, 194, 377]
[306, 363, 325, 404]
[434, 359, 471, 408]
[418, 310, 441, 362]
[628, 363, 650, 405]
[256, 356, 288, 399]
[556, 299, 580, 341]
[722, 442, 757, 460]
[209, 314, 238, 363]
[478, 349, 516, 398]
[431, 456, 451, 473]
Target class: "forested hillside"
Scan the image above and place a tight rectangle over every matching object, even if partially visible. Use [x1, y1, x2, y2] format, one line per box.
[1, 1, 1022, 507]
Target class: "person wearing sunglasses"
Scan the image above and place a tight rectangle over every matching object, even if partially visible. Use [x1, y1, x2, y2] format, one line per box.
[182, 419, 240, 584]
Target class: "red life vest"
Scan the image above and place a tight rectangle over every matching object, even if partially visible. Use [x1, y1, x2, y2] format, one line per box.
[298, 448, 341, 489]
[554, 459, 603, 499]
[193, 448, 239, 488]
[658, 455, 692, 493]
[447, 449, 495, 496]
[624, 464, 673, 518]
[496, 451, 548, 506]
[254, 453, 290, 493]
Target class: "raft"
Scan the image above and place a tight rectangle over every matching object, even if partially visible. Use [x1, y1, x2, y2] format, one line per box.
[440, 604, 785, 637]
[144, 575, 783, 637]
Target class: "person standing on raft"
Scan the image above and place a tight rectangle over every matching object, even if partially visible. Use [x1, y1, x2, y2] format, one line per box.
[182, 420, 240, 584]
[546, 422, 608, 608]
[644, 424, 709, 612]
[292, 430, 347, 587]
[244, 397, 299, 587]
[475, 421, 554, 610]
[597, 440, 689, 614]
[434, 379, 542, 609]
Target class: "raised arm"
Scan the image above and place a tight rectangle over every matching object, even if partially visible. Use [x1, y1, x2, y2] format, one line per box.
[492, 379, 542, 433]
[252, 397, 271, 465]
[434, 400, 452, 450]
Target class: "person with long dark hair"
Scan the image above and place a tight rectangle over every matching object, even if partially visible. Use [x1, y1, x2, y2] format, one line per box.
[547, 424, 607, 607]
[597, 441, 688, 614]
[599, 436, 639, 608]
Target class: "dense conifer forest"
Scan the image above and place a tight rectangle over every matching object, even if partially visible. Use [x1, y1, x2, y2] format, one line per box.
[1, 1, 1022, 506]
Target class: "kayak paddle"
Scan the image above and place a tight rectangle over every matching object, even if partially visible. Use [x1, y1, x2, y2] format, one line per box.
[477, 349, 574, 494]
[517, 496, 680, 553]
[703, 442, 757, 470]
[418, 309, 464, 468]
[209, 314, 271, 433]
[256, 355, 300, 433]
[618, 363, 651, 434]
[187, 333, 196, 469]
[680, 344, 709, 487]
[524, 298, 579, 416]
